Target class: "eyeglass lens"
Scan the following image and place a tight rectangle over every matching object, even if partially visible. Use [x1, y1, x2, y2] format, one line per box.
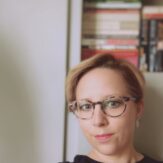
[74, 97, 126, 119]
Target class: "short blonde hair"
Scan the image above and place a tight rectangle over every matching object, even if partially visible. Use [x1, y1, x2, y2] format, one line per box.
[66, 54, 145, 103]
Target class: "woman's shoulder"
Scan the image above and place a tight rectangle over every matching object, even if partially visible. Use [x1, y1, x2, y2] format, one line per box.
[138, 155, 163, 163]
[59, 154, 163, 163]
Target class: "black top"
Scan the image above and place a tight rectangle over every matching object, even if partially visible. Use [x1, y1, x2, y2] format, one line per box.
[60, 155, 163, 163]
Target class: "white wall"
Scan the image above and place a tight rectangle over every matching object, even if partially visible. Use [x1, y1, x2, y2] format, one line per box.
[135, 73, 163, 161]
[0, 1, 68, 163]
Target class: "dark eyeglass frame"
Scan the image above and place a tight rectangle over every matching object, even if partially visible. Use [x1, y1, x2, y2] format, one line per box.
[68, 96, 138, 120]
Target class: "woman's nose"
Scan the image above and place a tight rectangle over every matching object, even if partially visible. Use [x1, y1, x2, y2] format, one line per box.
[92, 104, 109, 127]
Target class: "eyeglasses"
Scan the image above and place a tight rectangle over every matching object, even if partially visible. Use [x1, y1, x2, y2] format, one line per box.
[68, 95, 137, 120]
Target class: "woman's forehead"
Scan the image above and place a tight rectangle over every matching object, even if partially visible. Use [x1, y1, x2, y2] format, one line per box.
[76, 68, 129, 100]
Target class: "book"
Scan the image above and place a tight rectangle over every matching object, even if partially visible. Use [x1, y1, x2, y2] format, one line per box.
[82, 38, 139, 46]
[82, 21, 140, 31]
[82, 29, 139, 36]
[142, 19, 157, 72]
[157, 20, 163, 40]
[140, 19, 149, 45]
[82, 44, 137, 50]
[83, 34, 138, 39]
[84, 1, 142, 9]
[154, 50, 163, 72]
[139, 19, 149, 72]
[139, 47, 148, 72]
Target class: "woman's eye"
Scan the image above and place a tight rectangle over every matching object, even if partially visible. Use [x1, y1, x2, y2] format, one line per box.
[79, 103, 92, 111]
[104, 100, 122, 109]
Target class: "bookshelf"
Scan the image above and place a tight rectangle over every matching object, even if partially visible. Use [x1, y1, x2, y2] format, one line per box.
[81, 0, 141, 67]
[80, 0, 163, 72]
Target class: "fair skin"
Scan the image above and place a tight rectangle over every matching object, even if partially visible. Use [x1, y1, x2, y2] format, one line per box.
[76, 68, 144, 163]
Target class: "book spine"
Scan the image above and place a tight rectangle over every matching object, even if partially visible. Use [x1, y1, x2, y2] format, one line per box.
[82, 38, 139, 46]
[154, 20, 163, 72]
[83, 45, 137, 50]
[143, 14, 163, 20]
[139, 19, 149, 71]
[140, 19, 149, 45]
[84, 8, 140, 13]
[148, 20, 158, 72]
[84, 2, 142, 9]
[83, 34, 138, 39]
[82, 30, 139, 36]
[82, 21, 140, 31]
[154, 50, 163, 72]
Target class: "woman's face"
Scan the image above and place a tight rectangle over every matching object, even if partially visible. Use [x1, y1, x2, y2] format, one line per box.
[76, 68, 143, 157]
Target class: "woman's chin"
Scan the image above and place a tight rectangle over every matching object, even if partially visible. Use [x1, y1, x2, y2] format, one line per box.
[91, 143, 118, 157]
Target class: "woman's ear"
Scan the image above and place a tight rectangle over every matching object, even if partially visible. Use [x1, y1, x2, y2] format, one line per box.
[136, 99, 144, 118]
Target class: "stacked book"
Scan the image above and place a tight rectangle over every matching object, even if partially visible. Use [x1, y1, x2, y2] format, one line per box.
[140, 6, 163, 72]
[81, 0, 142, 67]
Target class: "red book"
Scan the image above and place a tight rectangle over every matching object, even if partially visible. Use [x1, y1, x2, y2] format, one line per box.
[143, 14, 163, 20]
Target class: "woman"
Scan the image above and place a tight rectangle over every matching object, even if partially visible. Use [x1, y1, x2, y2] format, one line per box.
[63, 54, 162, 163]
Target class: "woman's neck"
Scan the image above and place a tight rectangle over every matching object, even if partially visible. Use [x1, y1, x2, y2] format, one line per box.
[88, 147, 144, 163]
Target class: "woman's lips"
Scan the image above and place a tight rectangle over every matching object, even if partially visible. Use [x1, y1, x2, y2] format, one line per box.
[95, 133, 113, 142]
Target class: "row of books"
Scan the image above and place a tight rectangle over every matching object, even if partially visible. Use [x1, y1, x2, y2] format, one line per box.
[82, 9, 140, 36]
[81, 0, 141, 68]
[140, 6, 163, 72]
[81, 0, 163, 72]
